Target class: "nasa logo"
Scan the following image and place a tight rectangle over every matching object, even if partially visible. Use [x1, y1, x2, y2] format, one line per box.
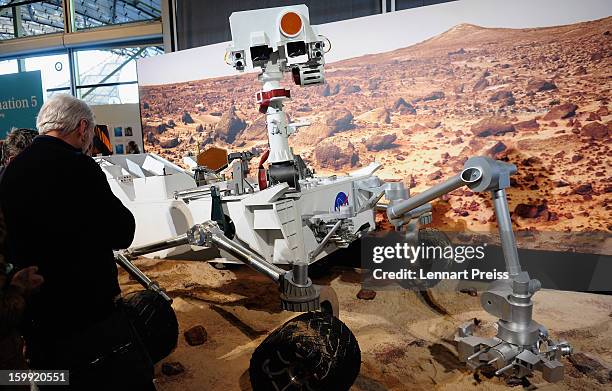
[334, 192, 349, 211]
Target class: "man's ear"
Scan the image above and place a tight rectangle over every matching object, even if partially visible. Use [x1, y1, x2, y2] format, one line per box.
[78, 119, 88, 136]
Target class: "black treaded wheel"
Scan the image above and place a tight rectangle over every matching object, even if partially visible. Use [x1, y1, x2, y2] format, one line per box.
[399, 227, 453, 290]
[123, 290, 179, 364]
[249, 311, 361, 391]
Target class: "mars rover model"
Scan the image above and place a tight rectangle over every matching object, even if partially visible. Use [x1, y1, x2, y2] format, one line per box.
[97, 5, 572, 389]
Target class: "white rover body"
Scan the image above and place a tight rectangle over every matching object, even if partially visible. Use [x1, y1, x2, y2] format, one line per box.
[96, 5, 398, 265]
[96, 152, 385, 264]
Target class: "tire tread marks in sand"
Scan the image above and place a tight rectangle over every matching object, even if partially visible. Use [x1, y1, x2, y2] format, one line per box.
[210, 305, 266, 340]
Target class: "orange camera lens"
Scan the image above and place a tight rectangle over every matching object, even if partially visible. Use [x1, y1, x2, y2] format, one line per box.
[280, 12, 302, 36]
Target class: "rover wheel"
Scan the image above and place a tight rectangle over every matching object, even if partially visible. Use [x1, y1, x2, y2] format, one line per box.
[318, 285, 340, 318]
[123, 290, 179, 363]
[249, 311, 361, 391]
[399, 228, 453, 290]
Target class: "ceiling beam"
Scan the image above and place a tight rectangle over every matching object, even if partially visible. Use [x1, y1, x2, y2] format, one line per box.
[0, 19, 162, 59]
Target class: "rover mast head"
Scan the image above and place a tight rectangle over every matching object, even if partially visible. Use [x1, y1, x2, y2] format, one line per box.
[226, 5, 326, 86]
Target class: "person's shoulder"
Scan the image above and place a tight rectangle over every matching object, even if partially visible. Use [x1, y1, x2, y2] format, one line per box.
[11, 136, 58, 164]
[76, 153, 105, 177]
[0, 149, 30, 184]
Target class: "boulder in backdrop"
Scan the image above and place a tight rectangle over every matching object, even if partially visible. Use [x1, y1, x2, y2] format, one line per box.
[181, 111, 194, 124]
[527, 79, 557, 92]
[470, 117, 515, 137]
[581, 122, 609, 140]
[214, 106, 246, 143]
[314, 141, 359, 169]
[365, 133, 397, 151]
[393, 98, 416, 115]
[543, 103, 577, 120]
[356, 107, 391, 124]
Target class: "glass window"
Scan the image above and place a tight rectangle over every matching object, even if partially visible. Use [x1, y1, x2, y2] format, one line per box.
[77, 83, 139, 105]
[73, 0, 161, 30]
[47, 88, 72, 98]
[0, 59, 18, 75]
[0, 1, 64, 40]
[24, 53, 70, 97]
[76, 48, 137, 86]
[395, 0, 457, 11]
[75, 46, 162, 105]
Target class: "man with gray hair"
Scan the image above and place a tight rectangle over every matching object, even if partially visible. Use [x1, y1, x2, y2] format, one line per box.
[35, 93, 95, 151]
[0, 95, 152, 389]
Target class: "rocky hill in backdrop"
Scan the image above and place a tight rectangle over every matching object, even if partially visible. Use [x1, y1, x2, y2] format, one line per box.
[139, 17, 612, 252]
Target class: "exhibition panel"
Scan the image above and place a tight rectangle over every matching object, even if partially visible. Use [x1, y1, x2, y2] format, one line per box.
[0, 1, 610, 390]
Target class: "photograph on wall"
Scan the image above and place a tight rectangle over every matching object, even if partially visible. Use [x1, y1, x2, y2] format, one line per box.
[137, 0, 611, 254]
[92, 124, 113, 156]
[90, 104, 145, 154]
[126, 140, 140, 154]
[115, 143, 124, 154]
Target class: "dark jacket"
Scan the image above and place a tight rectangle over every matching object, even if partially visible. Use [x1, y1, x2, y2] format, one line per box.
[0, 135, 135, 337]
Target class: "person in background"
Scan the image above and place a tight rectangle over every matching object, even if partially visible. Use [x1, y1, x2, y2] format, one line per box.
[0, 94, 153, 389]
[0, 208, 44, 376]
[0, 129, 43, 385]
[0, 128, 38, 181]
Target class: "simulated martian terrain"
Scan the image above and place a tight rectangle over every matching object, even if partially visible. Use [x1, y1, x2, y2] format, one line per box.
[119, 257, 612, 391]
[139, 17, 611, 253]
[132, 14, 612, 391]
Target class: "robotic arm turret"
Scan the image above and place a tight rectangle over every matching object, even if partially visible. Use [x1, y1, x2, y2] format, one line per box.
[385, 156, 572, 382]
[225, 5, 328, 187]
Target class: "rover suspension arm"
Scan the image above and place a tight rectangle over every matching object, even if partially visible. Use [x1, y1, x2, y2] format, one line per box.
[115, 252, 173, 303]
[387, 173, 467, 220]
[121, 221, 284, 282]
[115, 221, 334, 313]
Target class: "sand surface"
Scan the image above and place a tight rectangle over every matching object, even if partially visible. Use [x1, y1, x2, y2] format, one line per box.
[119, 258, 612, 391]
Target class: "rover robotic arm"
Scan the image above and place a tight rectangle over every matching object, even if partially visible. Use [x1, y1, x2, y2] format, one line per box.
[387, 156, 572, 382]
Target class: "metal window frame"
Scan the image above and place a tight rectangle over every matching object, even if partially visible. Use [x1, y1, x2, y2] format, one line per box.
[1, 0, 163, 102]
[0, 20, 162, 59]
[160, 0, 177, 53]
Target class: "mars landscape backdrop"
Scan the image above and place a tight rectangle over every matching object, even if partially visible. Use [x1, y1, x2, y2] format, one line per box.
[138, 12, 611, 254]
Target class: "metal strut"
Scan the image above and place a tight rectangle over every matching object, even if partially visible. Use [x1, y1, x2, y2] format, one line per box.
[115, 220, 329, 313]
[115, 252, 173, 303]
